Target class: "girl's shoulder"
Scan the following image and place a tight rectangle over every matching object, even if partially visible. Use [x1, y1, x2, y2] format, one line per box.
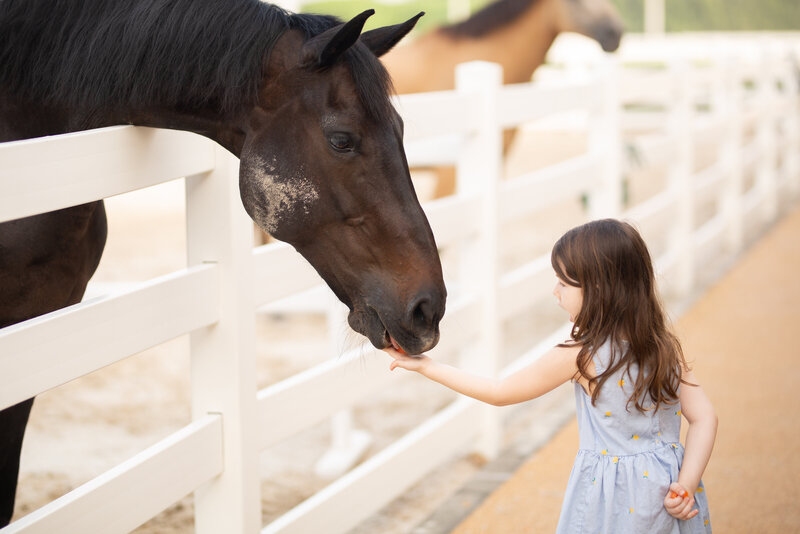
[575, 338, 626, 395]
[553, 340, 583, 363]
[591, 338, 628, 371]
[547, 341, 583, 381]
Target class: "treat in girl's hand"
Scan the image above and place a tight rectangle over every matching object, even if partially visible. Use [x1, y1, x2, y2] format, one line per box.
[390, 336, 406, 354]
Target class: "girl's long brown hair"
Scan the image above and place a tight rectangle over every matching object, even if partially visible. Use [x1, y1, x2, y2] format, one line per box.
[551, 219, 690, 412]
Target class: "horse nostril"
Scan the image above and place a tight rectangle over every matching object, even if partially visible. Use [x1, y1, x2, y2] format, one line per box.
[409, 295, 438, 329]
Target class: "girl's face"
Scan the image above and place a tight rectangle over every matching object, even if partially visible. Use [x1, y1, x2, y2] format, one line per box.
[553, 276, 583, 323]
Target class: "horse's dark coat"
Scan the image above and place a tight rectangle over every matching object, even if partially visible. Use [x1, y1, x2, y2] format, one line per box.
[0, 0, 443, 524]
[0, 0, 395, 126]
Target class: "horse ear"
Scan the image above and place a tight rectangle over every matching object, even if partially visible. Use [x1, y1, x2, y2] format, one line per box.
[359, 12, 424, 58]
[303, 10, 374, 68]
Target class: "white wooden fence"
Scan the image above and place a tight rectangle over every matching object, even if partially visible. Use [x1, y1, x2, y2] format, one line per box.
[0, 35, 798, 534]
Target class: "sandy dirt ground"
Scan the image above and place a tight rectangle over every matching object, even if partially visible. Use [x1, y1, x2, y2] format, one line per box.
[450, 204, 800, 533]
[8, 122, 747, 533]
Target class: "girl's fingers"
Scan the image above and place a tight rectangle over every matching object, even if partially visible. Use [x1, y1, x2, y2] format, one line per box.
[664, 492, 696, 520]
[679, 509, 697, 520]
[665, 483, 695, 519]
[677, 497, 695, 519]
[665, 487, 686, 508]
[668, 482, 689, 499]
[390, 359, 415, 372]
[664, 495, 680, 510]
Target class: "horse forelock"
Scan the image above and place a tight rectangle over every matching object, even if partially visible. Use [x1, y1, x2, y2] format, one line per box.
[288, 13, 396, 124]
[441, 0, 543, 39]
[342, 44, 396, 125]
[0, 0, 394, 122]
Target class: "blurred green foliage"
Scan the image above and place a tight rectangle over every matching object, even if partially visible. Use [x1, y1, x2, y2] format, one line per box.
[301, 1, 486, 33]
[609, 0, 643, 32]
[611, 0, 800, 32]
[301, 0, 800, 33]
[664, 0, 800, 32]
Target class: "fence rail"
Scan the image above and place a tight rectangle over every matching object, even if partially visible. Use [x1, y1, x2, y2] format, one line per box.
[0, 127, 216, 224]
[1, 34, 798, 533]
[0, 264, 219, 412]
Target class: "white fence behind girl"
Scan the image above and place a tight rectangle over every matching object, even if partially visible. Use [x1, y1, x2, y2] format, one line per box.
[0, 35, 797, 534]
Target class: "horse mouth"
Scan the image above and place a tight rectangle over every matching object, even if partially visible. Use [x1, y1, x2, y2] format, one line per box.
[593, 24, 623, 52]
[382, 322, 437, 356]
[600, 36, 621, 53]
[348, 306, 436, 355]
[385, 332, 408, 355]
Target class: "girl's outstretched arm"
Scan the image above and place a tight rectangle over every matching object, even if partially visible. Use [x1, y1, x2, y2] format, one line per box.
[384, 344, 581, 406]
[672, 368, 717, 510]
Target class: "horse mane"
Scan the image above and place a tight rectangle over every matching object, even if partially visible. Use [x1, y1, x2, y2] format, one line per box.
[441, 0, 542, 38]
[0, 0, 393, 121]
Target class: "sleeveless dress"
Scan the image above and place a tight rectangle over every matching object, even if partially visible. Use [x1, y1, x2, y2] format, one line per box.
[556, 340, 712, 533]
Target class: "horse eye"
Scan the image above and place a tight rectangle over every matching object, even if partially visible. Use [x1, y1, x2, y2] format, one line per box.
[329, 132, 354, 152]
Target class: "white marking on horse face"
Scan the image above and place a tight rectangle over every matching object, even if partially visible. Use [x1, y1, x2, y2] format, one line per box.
[321, 113, 337, 129]
[247, 156, 320, 234]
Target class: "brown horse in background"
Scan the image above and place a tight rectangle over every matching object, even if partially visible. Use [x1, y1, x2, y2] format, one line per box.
[382, 0, 624, 197]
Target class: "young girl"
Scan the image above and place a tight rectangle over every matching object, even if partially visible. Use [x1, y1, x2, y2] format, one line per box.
[385, 219, 717, 533]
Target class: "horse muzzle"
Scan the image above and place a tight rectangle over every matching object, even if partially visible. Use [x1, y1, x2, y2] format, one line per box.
[348, 289, 444, 355]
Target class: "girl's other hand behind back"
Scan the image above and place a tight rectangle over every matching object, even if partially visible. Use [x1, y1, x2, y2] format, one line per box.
[664, 482, 698, 520]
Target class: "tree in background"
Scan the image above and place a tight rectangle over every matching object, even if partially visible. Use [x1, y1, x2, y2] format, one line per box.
[303, 0, 799, 34]
[610, 0, 799, 32]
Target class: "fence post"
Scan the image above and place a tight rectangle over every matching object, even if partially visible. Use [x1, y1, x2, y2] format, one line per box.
[314, 297, 372, 479]
[455, 61, 503, 460]
[666, 58, 695, 298]
[754, 48, 779, 224]
[777, 51, 800, 202]
[587, 55, 622, 218]
[717, 56, 745, 255]
[185, 145, 261, 534]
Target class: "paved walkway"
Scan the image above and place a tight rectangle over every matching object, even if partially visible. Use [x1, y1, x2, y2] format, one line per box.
[449, 206, 800, 533]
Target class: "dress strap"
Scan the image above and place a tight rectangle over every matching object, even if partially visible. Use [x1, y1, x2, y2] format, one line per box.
[591, 338, 629, 376]
[590, 338, 613, 375]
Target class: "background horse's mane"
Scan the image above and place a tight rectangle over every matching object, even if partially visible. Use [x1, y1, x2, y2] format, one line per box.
[0, 0, 393, 121]
[442, 0, 542, 38]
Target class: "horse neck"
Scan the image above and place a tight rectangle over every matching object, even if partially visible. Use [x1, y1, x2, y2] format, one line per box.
[461, 0, 560, 85]
[385, 0, 559, 93]
[123, 107, 245, 157]
[0, 92, 244, 156]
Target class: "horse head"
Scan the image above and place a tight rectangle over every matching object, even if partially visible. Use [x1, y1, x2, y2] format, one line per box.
[239, 11, 444, 355]
[556, 0, 624, 52]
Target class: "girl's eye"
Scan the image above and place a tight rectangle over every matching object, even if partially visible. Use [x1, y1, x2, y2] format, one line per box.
[329, 133, 354, 152]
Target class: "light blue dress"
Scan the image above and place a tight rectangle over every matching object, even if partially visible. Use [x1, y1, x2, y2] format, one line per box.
[556, 340, 712, 533]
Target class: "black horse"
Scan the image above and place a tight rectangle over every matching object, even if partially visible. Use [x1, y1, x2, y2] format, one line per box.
[0, 0, 446, 525]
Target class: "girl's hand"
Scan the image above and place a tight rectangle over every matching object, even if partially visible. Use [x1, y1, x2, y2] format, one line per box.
[383, 347, 430, 373]
[664, 482, 698, 520]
